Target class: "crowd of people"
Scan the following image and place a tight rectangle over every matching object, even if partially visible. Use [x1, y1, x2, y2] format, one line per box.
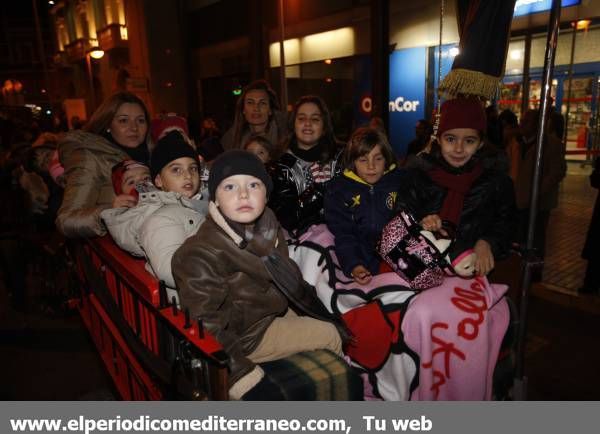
[1, 77, 594, 400]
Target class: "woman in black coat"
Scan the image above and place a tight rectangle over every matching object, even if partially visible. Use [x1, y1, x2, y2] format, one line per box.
[581, 156, 600, 294]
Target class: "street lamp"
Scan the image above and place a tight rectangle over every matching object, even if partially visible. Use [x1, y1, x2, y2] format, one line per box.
[86, 48, 105, 113]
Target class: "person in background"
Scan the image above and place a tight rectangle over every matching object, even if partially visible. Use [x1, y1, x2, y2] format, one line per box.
[498, 109, 521, 183]
[21, 133, 66, 231]
[197, 116, 224, 163]
[70, 116, 84, 130]
[397, 97, 516, 276]
[368, 116, 386, 136]
[405, 119, 433, 158]
[56, 92, 151, 238]
[172, 150, 343, 400]
[220, 80, 287, 152]
[102, 131, 208, 290]
[514, 109, 566, 267]
[548, 110, 565, 142]
[243, 134, 275, 164]
[485, 105, 502, 149]
[580, 156, 600, 295]
[150, 114, 190, 143]
[325, 127, 404, 285]
[269, 95, 344, 236]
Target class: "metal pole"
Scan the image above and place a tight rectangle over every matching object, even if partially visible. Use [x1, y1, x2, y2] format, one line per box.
[86, 53, 96, 115]
[432, 0, 445, 135]
[563, 25, 577, 145]
[277, 0, 288, 110]
[514, 0, 562, 401]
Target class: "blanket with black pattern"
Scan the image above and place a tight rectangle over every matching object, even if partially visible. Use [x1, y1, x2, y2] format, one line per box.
[288, 224, 510, 400]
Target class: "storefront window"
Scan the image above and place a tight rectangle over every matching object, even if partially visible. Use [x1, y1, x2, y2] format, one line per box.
[498, 81, 523, 118]
[528, 26, 600, 69]
[528, 79, 557, 110]
[505, 38, 526, 75]
[563, 76, 594, 157]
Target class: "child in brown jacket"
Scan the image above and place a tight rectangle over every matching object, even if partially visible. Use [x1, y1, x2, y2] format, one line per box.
[172, 150, 345, 399]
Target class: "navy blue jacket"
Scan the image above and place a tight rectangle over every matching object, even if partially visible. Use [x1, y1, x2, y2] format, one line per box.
[325, 166, 405, 277]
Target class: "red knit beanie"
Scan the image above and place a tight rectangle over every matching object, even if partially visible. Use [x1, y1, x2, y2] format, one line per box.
[437, 98, 487, 137]
[150, 115, 189, 143]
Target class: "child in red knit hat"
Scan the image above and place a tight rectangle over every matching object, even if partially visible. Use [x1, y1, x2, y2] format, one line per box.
[396, 97, 516, 277]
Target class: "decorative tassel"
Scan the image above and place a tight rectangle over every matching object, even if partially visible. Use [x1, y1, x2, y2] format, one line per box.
[438, 68, 500, 101]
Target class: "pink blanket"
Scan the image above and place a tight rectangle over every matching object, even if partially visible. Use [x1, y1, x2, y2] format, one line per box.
[289, 224, 510, 400]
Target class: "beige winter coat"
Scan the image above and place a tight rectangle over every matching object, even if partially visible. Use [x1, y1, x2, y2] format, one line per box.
[56, 131, 129, 238]
[101, 190, 208, 288]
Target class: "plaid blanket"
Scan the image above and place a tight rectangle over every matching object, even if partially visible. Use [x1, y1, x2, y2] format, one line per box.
[243, 350, 363, 400]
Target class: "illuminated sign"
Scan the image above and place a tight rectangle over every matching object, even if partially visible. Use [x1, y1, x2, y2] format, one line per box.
[388, 47, 426, 155]
[514, 0, 581, 17]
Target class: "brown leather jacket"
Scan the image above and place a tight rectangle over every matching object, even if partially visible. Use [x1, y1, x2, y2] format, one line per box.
[172, 205, 289, 385]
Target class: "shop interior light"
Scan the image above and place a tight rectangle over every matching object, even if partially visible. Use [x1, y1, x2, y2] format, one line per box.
[324, 59, 332, 64]
[89, 48, 105, 59]
[510, 50, 522, 60]
[48, 1, 55, 5]
[449, 47, 460, 57]
[574, 19, 591, 30]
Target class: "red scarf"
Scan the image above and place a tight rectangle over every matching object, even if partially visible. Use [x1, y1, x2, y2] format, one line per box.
[427, 163, 483, 226]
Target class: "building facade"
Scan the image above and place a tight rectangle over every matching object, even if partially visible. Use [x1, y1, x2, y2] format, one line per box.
[42, 0, 600, 157]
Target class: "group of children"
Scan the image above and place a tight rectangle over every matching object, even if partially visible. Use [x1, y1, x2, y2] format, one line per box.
[94, 95, 514, 399]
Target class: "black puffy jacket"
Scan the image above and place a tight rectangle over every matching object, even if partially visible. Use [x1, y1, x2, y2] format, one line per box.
[269, 149, 343, 235]
[396, 151, 516, 261]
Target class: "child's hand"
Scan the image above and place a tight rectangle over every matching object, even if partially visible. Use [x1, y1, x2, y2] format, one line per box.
[351, 265, 372, 285]
[420, 214, 447, 236]
[473, 239, 494, 276]
[112, 194, 138, 209]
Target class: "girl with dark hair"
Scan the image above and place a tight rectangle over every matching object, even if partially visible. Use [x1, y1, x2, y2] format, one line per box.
[56, 92, 152, 238]
[325, 127, 404, 284]
[220, 80, 287, 153]
[398, 97, 516, 276]
[269, 95, 344, 235]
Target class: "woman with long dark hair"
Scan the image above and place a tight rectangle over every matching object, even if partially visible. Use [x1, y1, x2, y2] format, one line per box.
[56, 92, 151, 238]
[220, 80, 287, 153]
